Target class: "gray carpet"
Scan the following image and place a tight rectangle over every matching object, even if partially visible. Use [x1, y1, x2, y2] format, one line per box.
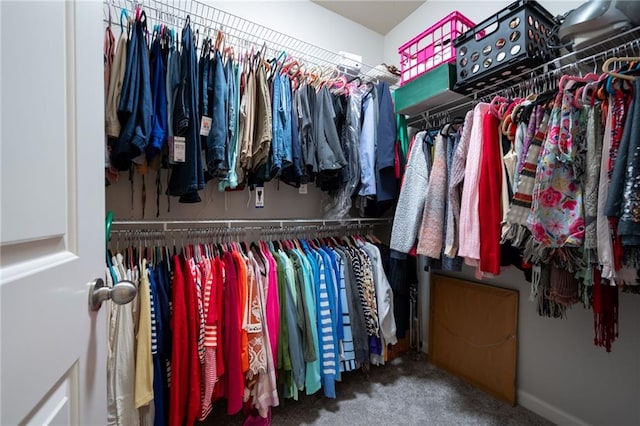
[201, 355, 552, 425]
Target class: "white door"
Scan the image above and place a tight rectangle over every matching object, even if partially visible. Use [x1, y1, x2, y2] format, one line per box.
[1, 1, 106, 425]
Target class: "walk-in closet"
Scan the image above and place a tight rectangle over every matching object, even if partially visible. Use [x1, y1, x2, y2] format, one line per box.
[1, 1, 639, 425]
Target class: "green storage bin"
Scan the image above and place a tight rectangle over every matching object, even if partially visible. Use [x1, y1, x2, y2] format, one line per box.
[394, 63, 469, 117]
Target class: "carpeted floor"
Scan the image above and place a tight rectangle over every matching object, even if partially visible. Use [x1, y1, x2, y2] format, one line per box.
[200, 355, 553, 426]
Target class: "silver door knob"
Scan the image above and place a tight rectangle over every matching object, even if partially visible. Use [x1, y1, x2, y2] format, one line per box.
[88, 278, 137, 311]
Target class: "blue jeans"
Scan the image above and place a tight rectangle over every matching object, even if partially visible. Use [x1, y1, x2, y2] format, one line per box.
[113, 15, 152, 169]
[205, 50, 228, 176]
[147, 38, 167, 159]
[167, 23, 204, 197]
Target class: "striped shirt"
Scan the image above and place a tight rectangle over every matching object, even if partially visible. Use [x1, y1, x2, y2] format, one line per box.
[313, 251, 337, 398]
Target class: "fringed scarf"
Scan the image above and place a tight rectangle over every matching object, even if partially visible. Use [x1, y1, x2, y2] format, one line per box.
[583, 104, 603, 266]
[531, 264, 567, 318]
[592, 269, 619, 352]
[501, 105, 548, 248]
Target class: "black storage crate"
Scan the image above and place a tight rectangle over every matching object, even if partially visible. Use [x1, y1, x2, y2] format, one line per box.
[453, 0, 559, 94]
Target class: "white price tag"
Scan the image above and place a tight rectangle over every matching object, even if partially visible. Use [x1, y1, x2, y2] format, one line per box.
[200, 116, 212, 136]
[298, 184, 308, 194]
[169, 136, 186, 163]
[255, 186, 265, 208]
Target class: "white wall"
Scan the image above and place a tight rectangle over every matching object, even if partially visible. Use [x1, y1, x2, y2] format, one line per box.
[383, 0, 583, 67]
[210, 0, 384, 67]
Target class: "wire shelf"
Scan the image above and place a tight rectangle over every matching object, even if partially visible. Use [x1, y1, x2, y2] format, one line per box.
[103, 0, 393, 85]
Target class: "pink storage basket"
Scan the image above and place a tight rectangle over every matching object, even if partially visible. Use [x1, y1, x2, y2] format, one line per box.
[398, 11, 475, 85]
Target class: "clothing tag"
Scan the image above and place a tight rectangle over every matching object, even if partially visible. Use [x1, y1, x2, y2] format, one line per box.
[169, 136, 186, 163]
[255, 185, 265, 208]
[298, 184, 308, 194]
[199, 116, 212, 136]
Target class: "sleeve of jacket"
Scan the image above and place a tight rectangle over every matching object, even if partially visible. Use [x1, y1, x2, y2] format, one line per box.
[390, 132, 430, 253]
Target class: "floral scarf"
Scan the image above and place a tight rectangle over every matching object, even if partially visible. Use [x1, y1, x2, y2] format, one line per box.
[527, 89, 587, 269]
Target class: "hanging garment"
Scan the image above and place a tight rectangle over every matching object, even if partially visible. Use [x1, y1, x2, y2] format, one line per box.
[363, 242, 397, 348]
[147, 37, 168, 160]
[375, 81, 398, 203]
[584, 104, 603, 265]
[528, 90, 587, 255]
[252, 65, 273, 170]
[279, 250, 305, 395]
[478, 111, 503, 275]
[107, 254, 140, 426]
[607, 78, 640, 248]
[165, 44, 179, 139]
[417, 133, 447, 258]
[436, 126, 464, 271]
[458, 103, 490, 268]
[358, 89, 378, 196]
[298, 84, 318, 176]
[445, 110, 473, 258]
[167, 22, 205, 200]
[184, 257, 202, 425]
[502, 105, 549, 248]
[597, 100, 617, 281]
[199, 257, 216, 421]
[311, 247, 338, 398]
[297, 249, 322, 394]
[343, 89, 363, 197]
[280, 87, 305, 187]
[113, 14, 152, 170]
[331, 247, 357, 373]
[167, 255, 188, 426]
[147, 265, 166, 426]
[205, 49, 229, 176]
[390, 131, 430, 254]
[243, 255, 266, 381]
[248, 251, 279, 417]
[222, 250, 244, 414]
[151, 260, 171, 426]
[220, 61, 241, 190]
[288, 250, 316, 363]
[106, 32, 128, 138]
[135, 260, 154, 409]
[239, 68, 256, 173]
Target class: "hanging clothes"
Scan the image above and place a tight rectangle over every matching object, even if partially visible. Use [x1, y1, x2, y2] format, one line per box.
[167, 21, 205, 201]
[107, 227, 398, 424]
[113, 13, 152, 170]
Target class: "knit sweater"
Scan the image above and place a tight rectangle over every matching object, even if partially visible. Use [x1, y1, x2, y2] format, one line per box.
[458, 103, 490, 265]
[417, 133, 448, 258]
[390, 131, 430, 254]
[444, 110, 474, 258]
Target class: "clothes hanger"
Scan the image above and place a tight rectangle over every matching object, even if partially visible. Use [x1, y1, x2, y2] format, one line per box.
[558, 73, 599, 93]
[601, 56, 640, 81]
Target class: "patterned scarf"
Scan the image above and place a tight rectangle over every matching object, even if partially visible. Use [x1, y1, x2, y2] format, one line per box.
[502, 105, 548, 247]
[526, 90, 587, 271]
[583, 104, 603, 266]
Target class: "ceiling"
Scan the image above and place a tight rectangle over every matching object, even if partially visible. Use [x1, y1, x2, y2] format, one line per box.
[312, 1, 426, 35]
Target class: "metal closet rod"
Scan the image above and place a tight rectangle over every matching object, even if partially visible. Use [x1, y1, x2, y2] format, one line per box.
[111, 218, 392, 231]
[410, 26, 640, 128]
